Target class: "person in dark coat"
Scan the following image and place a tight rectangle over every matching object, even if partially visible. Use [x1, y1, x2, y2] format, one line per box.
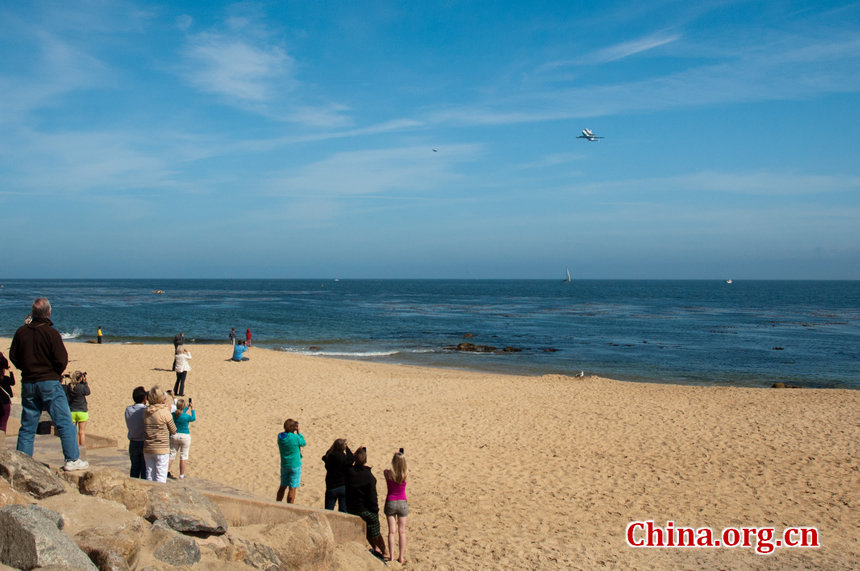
[322, 438, 353, 512]
[346, 447, 387, 557]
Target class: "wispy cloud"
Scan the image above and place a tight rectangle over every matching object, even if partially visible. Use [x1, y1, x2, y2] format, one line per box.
[580, 33, 681, 65]
[431, 32, 860, 127]
[181, 31, 293, 103]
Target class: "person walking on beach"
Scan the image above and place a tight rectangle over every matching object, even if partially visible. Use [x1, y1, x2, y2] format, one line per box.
[384, 450, 409, 564]
[169, 397, 195, 479]
[276, 418, 305, 504]
[322, 438, 354, 512]
[173, 345, 191, 396]
[9, 298, 88, 471]
[64, 371, 91, 447]
[0, 352, 15, 436]
[245, 328, 252, 347]
[125, 386, 147, 478]
[143, 385, 177, 483]
[346, 446, 387, 558]
[97, 326, 103, 344]
[229, 328, 236, 346]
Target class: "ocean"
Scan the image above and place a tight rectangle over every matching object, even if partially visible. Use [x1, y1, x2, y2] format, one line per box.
[0, 279, 857, 389]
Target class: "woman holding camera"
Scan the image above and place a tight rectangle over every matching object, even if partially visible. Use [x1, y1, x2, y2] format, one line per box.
[64, 371, 91, 447]
[276, 418, 306, 504]
[143, 385, 177, 483]
[173, 345, 191, 397]
[169, 397, 195, 479]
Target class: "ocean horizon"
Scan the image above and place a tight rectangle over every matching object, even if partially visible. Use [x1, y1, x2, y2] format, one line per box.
[1, 278, 858, 390]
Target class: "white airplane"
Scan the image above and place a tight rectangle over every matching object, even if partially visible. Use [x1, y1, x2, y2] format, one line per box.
[576, 128, 604, 142]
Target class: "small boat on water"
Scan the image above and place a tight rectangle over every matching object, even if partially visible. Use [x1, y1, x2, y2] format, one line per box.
[725, 279, 733, 284]
[562, 268, 572, 283]
[152, 290, 164, 294]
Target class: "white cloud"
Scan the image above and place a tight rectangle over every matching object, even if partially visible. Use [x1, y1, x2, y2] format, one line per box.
[579, 33, 681, 65]
[182, 32, 293, 102]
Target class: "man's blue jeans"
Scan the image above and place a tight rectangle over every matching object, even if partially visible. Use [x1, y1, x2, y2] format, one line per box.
[17, 380, 80, 462]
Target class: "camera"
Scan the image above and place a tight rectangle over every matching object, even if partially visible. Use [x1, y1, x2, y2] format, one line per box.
[399, 447, 404, 454]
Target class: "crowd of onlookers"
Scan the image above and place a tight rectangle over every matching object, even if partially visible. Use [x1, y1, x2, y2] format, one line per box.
[4, 297, 409, 562]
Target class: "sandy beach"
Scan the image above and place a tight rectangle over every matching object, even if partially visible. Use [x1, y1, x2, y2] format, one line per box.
[2, 338, 857, 569]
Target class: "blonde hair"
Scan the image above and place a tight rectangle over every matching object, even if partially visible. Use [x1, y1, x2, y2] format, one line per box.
[147, 385, 166, 406]
[175, 344, 186, 355]
[175, 398, 187, 413]
[390, 452, 407, 484]
[68, 371, 85, 389]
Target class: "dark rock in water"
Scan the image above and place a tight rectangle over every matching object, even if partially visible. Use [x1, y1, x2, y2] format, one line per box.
[502, 346, 521, 353]
[543, 348, 558, 353]
[771, 382, 803, 389]
[0, 449, 67, 500]
[463, 333, 474, 338]
[773, 347, 785, 351]
[0, 504, 97, 570]
[308, 346, 323, 351]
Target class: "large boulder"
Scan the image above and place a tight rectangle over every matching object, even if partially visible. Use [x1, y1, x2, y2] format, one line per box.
[0, 504, 97, 570]
[0, 449, 67, 500]
[0, 477, 32, 507]
[261, 513, 336, 570]
[73, 517, 149, 571]
[145, 485, 228, 535]
[149, 520, 201, 567]
[73, 467, 149, 515]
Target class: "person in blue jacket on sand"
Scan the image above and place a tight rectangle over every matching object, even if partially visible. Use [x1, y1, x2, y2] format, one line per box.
[232, 340, 249, 361]
[276, 418, 306, 504]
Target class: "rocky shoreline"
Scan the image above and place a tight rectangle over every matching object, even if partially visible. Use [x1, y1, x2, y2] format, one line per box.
[0, 449, 382, 570]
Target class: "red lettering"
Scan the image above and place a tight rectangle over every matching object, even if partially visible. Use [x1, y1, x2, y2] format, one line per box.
[626, 522, 646, 547]
[696, 527, 714, 547]
[723, 527, 741, 547]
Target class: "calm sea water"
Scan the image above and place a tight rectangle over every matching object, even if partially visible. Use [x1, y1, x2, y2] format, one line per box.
[0, 279, 857, 389]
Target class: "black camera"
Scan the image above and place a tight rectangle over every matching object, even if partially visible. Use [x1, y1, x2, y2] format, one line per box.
[399, 447, 404, 454]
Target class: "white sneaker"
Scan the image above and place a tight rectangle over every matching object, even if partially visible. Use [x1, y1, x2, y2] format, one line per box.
[63, 459, 90, 471]
[179, 474, 186, 479]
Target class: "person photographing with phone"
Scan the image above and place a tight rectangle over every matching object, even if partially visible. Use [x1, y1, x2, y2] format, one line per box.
[169, 396, 196, 479]
[276, 418, 305, 504]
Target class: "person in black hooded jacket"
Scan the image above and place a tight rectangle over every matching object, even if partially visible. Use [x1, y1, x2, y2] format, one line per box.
[322, 438, 353, 512]
[346, 446, 387, 558]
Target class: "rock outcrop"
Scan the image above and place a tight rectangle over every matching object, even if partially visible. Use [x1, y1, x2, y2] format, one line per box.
[0, 451, 381, 569]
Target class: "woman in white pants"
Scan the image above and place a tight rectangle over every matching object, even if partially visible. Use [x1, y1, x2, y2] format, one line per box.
[143, 385, 177, 482]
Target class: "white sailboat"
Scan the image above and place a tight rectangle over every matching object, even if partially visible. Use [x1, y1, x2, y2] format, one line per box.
[562, 267, 572, 283]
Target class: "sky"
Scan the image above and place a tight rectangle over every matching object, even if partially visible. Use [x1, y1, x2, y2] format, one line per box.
[1, 0, 859, 279]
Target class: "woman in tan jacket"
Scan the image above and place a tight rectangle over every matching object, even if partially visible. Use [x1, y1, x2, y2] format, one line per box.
[143, 385, 177, 483]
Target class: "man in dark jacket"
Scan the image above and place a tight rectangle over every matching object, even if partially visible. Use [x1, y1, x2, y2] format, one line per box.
[9, 297, 89, 471]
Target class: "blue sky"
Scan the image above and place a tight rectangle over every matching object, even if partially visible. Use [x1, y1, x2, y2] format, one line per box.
[1, 1, 858, 279]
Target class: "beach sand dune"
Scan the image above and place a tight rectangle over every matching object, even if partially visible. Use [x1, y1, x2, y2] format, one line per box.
[3, 339, 857, 568]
